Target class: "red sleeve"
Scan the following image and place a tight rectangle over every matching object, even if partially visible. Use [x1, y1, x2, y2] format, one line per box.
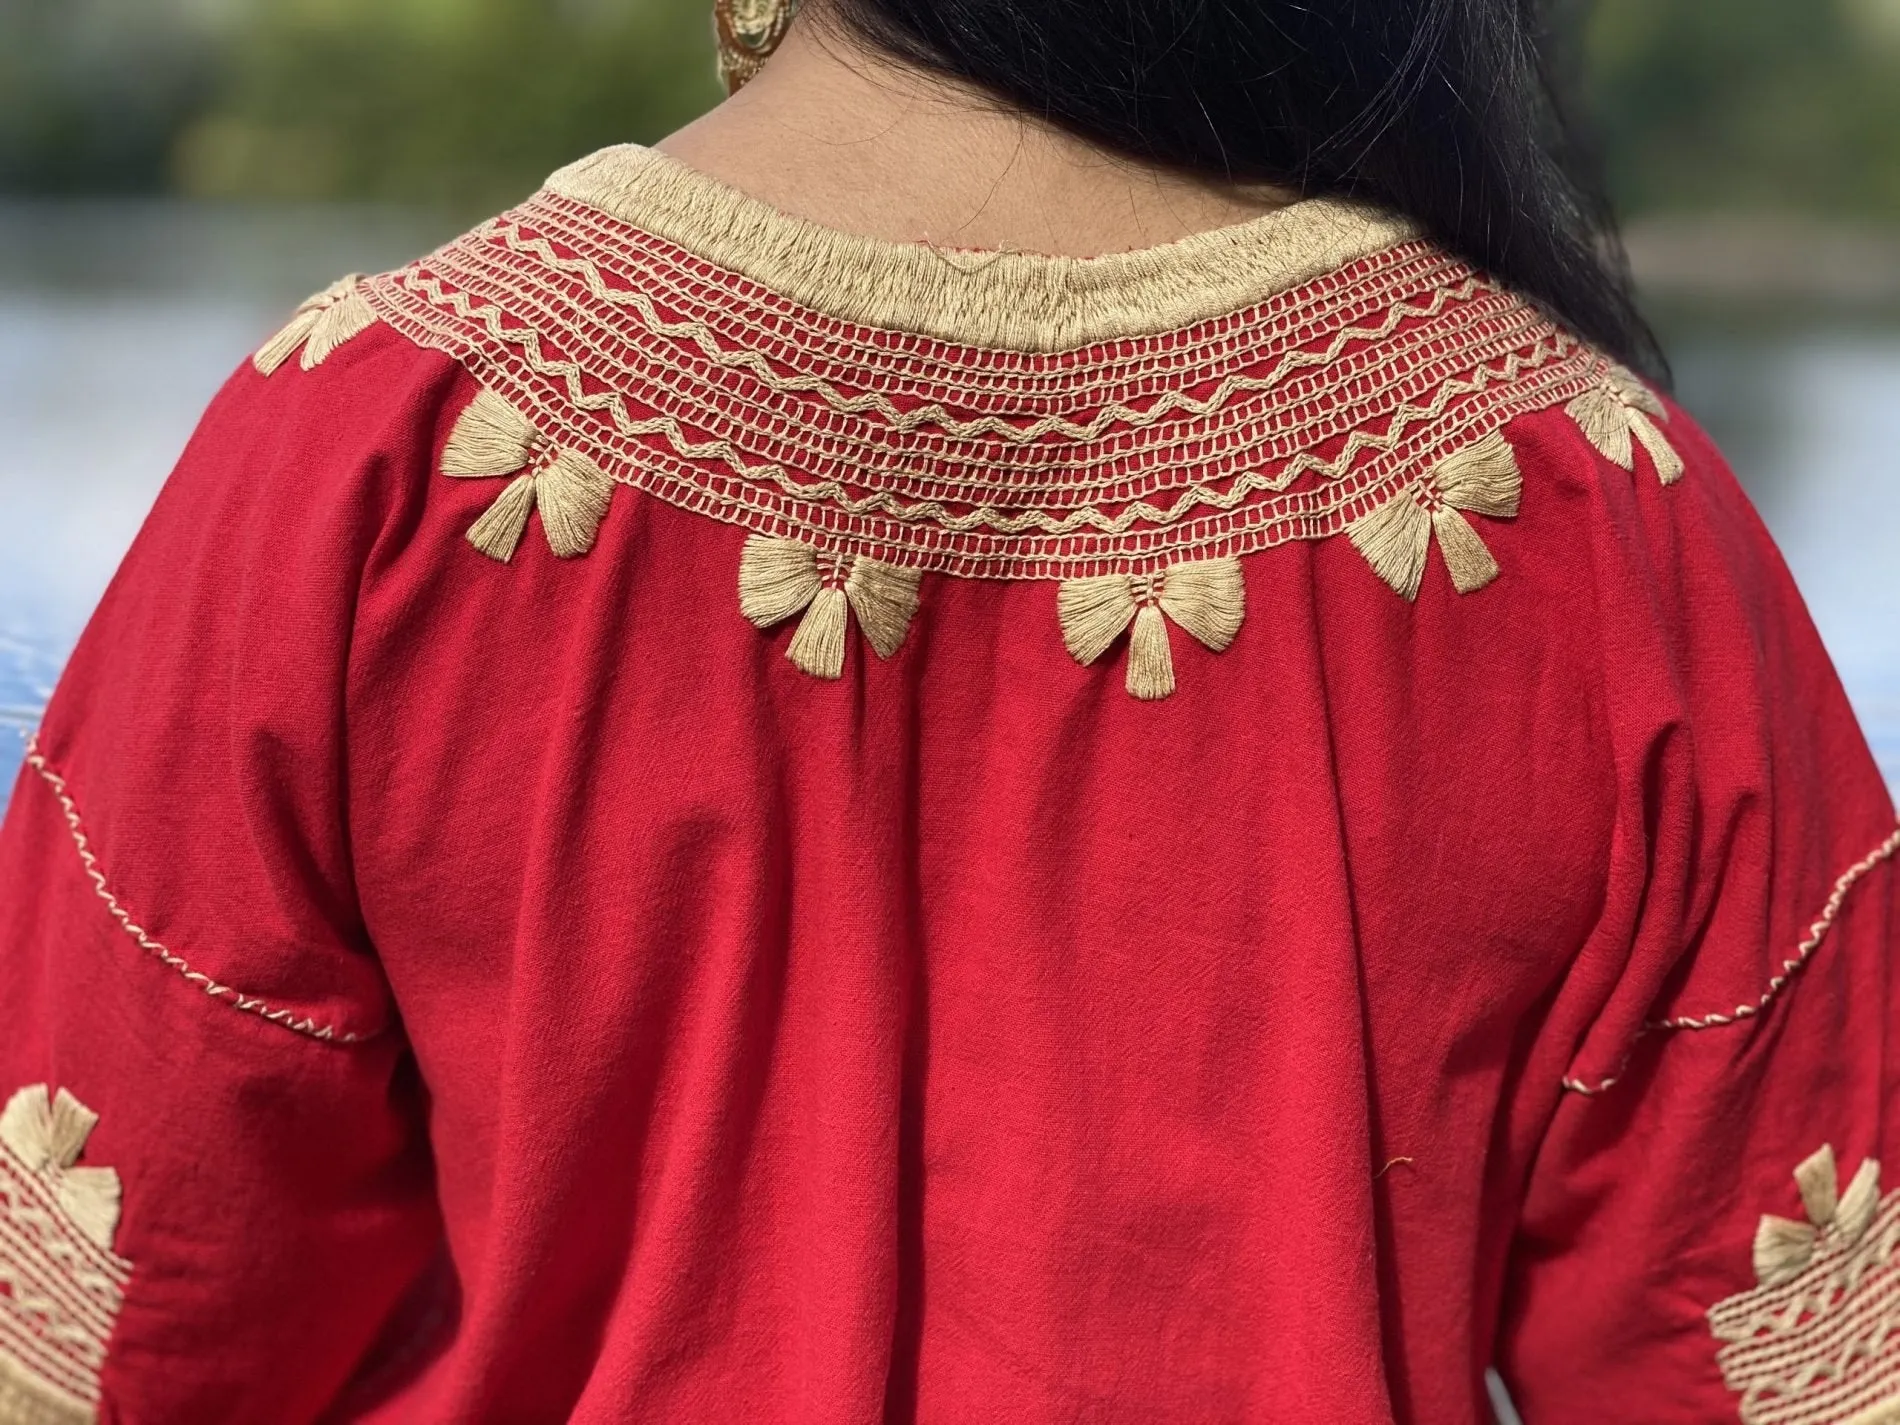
[0, 321, 455, 1421]
[1494, 401, 1900, 1421]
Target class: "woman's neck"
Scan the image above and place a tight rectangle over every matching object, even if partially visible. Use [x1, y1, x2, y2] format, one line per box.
[657, 9, 1294, 260]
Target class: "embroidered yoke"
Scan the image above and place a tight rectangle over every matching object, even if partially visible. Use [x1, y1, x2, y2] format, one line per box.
[0, 145, 1895, 1423]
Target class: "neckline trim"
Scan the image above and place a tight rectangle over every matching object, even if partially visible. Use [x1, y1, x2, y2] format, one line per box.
[543, 145, 1421, 353]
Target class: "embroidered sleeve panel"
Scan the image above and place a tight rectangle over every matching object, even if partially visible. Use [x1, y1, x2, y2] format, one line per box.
[1711, 1146, 1900, 1425]
[0, 1086, 129, 1425]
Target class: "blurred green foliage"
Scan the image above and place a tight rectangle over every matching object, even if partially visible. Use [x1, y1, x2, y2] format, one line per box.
[1, 0, 721, 213]
[2, 0, 1898, 219]
[1586, 0, 1900, 215]
[175, 0, 721, 211]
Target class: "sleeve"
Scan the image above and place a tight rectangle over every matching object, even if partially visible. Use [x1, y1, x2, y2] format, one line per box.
[0, 319, 459, 1422]
[1493, 398, 1900, 1422]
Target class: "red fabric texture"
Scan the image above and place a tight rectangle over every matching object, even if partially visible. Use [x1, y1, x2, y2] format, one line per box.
[1, 296, 1894, 1421]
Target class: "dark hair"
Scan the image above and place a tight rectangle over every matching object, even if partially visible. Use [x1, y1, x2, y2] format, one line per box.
[829, 0, 1665, 380]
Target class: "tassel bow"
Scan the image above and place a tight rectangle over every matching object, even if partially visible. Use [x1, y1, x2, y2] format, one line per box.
[0, 1085, 122, 1251]
[1753, 1144, 1883, 1287]
[1057, 558, 1246, 700]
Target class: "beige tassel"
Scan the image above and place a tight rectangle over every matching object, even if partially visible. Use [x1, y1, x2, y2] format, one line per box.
[0, 1086, 123, 1252]
[1057, 574, 1140, 666]
[1126, 604, 1176, 701]
[253, 276, 374, 376]
[737, 535, 922, 676]
[465, 474, 539, 562]
[1435, 431, 1523, 520]
[443, 389, 539, 476]
[535, 449, 615, 559]
[1797, 1143, 1842, 1227]
[60, 1166, 124, 1251]
[300, 289, 376, 370]
[1838, 1158, 1883, 1245]
[1353, 432, 1523, 600]
[1567, 386, 1635, 470]
[1057, 558, 1246, 699]
[1754, 1213, 1819, 1288]
[1751, 1145, 1885, 1286]
[1158, 557, 1245, 653]
[787, 586, 850, 679]
[1348, 488, 1434, 601]
[844, 558, 925, 659]
[1431, 507, 1501, 594]
[1570, 367, 1684, 485]
[444, 391, 614, 561]
[739, 537, 825, 627]
[1633, 413, 1686, 486]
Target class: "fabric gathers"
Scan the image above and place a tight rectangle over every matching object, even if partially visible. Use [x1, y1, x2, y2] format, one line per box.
[0, 143, 1894, 1423]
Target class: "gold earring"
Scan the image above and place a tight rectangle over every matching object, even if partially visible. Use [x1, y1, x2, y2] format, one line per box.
[714, 0, 801, 94]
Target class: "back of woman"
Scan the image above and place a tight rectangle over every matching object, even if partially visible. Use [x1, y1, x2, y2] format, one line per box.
[1, 2, 1895, 1421]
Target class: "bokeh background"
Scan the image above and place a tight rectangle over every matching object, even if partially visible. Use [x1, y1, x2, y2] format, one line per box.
[2, 0, 1898, 806]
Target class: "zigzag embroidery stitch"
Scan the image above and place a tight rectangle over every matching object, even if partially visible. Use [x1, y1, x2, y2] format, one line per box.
[484, 217, 1500, 443]
[1709, 1151, 1900, 1424]
[378, 271, 1595, 543]
[426, 247, 1556, 496]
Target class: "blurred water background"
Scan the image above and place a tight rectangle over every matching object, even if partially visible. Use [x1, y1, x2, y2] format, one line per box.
[2, 0, 1898, 819]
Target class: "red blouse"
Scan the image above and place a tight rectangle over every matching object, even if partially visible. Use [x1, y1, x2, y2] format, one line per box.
[1, 146, 1895, 1424]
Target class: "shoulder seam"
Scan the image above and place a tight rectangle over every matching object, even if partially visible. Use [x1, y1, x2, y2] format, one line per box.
[22, 738, 386, 1047]
[1563, 822, 1900, 1097]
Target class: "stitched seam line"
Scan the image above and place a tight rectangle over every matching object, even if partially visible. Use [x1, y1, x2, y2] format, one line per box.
[23, 739, 383, 1047]
[1563, 823, 1900, 1097]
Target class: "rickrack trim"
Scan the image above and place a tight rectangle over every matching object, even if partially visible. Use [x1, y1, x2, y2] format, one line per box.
[24, 741, 383, 1047]
[1710, 1145, 1900, 1424]
[546, 145, 1420, 353]
[0, 1084, 130, 1425]
[1564, 823, 1900, 1098]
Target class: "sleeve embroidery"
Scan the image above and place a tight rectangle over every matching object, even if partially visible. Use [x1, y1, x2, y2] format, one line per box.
[1564, 823, 1900, 1097]
[0, 1086, 129, 1425]
[1710, 1145, 1900, 1425]
[23, 740, 383, 1046]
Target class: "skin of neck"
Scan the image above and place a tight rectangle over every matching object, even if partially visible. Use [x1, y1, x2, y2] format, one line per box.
[657, 4, 1295, 259]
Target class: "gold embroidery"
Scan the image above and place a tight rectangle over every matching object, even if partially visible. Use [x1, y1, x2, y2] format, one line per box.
[443, 389, 615, 561]
[253, 276, 375, 377]
[545, 146, 1420, 353]
[1711, 1146, 1900, 1424]
[0, 1086, 130, 1425]
[476, 216, 1498, 444]
[365, 198, 1608, 581]
[738, 536, 922, 679]
[1567, 363, 1685, 485]
[1058, 559, 1245, 701]
[341, 147, 1692, 687]
[1348, 430, 1523, 600]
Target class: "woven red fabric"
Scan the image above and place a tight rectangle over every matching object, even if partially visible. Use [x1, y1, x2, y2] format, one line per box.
[0, 183, 1894, 1423]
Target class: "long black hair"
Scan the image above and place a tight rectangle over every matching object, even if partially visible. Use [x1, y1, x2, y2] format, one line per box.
[829, 0, 1664, 379]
